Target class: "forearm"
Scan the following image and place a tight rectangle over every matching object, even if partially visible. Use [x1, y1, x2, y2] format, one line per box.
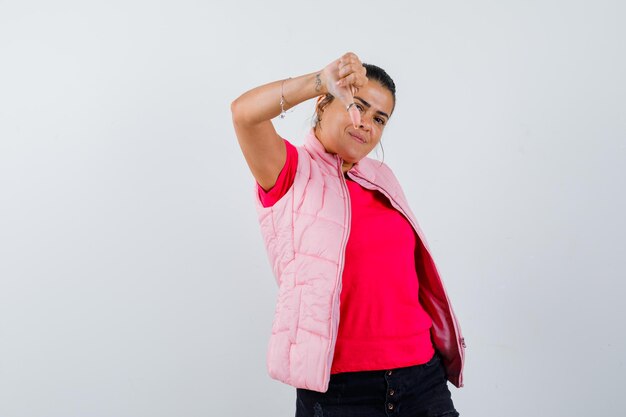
[231, 71, 327, 125]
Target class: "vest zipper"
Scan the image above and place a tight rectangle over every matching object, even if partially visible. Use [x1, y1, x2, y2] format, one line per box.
[326, 157, 352, 383]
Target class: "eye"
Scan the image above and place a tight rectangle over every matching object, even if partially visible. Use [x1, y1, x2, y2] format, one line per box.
[355, 103, 365, 112]
[375, 117, 386, 125]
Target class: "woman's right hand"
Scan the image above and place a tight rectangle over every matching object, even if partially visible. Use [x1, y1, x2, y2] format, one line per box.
[321, 52, 369, 128]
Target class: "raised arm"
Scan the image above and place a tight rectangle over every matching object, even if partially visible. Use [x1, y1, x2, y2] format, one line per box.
[230, 52, 367, 191]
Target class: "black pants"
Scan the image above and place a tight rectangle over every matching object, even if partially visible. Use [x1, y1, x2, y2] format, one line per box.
[295, 350, 459, 417]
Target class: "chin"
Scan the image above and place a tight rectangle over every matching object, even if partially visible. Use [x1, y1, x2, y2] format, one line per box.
[338, 152, 359, 165]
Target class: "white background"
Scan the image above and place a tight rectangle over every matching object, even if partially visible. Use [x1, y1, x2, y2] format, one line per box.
[1, 1, 624, 416]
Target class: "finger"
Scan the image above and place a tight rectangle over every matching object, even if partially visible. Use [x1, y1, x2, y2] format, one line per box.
[359, 66, 367, 83]
[352, 71, 368, 88]
[342, 52, 358, 62]
[338, 53, 359, 69]
[338, 59, 357, 77]
[336, 73, 358, 88]
[338, 67, 367, 88]
[338, 62, 365, 79]
[338, 63, 353, 78]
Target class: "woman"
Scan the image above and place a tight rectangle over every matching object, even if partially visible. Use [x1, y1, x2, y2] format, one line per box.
[231, 52, 465, 417]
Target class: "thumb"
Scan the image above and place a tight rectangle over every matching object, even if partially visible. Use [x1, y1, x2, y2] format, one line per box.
[337, 83, 361, 129]
[348, 106, 361, 129]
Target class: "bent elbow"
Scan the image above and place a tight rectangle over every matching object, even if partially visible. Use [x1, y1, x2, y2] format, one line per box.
[230, 98, 240, 121]
[230, 97, 251, 126]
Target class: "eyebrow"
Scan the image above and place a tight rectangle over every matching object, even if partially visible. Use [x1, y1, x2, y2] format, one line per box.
[354, 96, 390, 119]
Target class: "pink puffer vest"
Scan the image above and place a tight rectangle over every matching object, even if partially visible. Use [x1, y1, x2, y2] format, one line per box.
[253, 129, 465, 393]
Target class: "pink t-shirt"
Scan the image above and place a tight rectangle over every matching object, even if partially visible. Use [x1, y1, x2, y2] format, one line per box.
[257, 138, 435, 373]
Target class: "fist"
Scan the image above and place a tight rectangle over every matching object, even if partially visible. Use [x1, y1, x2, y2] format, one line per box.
[321, 52, 368, 128]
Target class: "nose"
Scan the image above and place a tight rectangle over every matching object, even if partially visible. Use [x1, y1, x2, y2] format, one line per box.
[359, 117, 371, 131]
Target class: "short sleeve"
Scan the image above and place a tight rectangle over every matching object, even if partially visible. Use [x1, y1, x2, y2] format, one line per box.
[257, 138, 298, 208]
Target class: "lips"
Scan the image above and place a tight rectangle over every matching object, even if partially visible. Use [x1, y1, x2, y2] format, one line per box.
[349, 132, 366, 144]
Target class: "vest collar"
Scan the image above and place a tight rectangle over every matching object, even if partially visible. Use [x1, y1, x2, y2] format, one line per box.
[303, 128, 378, 181]
[303, 128, 340, 167]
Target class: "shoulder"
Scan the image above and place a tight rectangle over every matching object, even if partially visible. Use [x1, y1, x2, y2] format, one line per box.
[357, 156, 399, 182]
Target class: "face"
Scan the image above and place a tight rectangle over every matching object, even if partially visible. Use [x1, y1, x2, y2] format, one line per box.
[315, 81, 394, 172]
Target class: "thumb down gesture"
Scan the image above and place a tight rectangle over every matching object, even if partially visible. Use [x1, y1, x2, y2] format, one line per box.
[321, 52, 369, 129]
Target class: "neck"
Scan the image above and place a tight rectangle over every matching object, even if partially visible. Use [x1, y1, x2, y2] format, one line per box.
[342, 161, 354, 174]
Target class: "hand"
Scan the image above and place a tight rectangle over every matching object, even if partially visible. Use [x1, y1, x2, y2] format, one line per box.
[321, 52, 368, 128]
